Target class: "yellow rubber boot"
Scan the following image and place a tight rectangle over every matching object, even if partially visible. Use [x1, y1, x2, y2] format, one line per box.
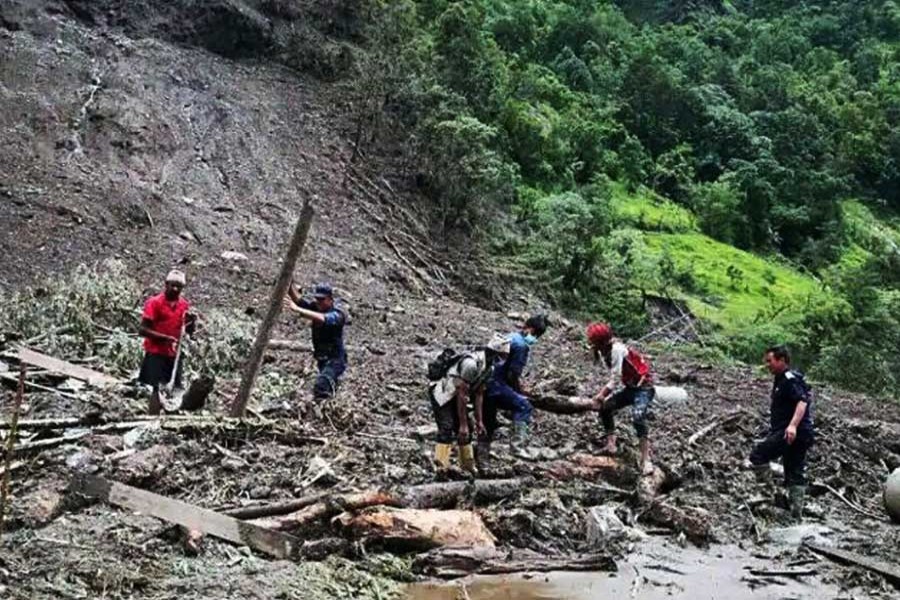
[458, 444, 476, 473]
[434, 443, 452, 470]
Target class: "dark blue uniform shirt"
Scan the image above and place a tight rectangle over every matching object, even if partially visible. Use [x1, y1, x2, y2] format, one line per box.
[770, 370, 813, 432]
[298, 299, 346, 362]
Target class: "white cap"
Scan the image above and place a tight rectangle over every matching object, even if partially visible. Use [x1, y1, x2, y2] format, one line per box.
[165, 269, 186, 285]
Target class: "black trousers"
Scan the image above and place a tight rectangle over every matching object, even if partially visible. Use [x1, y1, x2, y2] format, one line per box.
[750, 429, 814, 486]
[429, 390, 470, 444]
[138, 353, 182, 388]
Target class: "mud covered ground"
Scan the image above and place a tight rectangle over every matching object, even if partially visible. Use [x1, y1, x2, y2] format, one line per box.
[2, 315, 899, 599]
[1, 2, 899, 599]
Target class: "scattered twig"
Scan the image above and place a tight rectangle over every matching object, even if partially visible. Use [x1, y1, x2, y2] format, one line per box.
[813, 481, 885, 521]
[0, 373, 81, 400]
[635, 315, 689, 343]
[687, 410, 745, 446]
[0, 366, 26, 537]
[741, 502, 763, 543]
[748, 568, 817, 578]
[33, 535, 93, 551]
[354, 431, 420, 446]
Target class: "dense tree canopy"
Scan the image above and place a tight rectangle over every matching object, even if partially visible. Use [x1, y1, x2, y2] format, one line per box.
[359, 0, 900, 396]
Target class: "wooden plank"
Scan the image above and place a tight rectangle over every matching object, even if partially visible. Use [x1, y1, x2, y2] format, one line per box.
[17, 348, 121, 387]
[71, 474, 299, 559]
[0, 372, 81, 399]
[805, 542, 900, 588]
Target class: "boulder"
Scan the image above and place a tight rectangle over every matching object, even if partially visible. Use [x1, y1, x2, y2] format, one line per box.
[885, 467, 900, 523]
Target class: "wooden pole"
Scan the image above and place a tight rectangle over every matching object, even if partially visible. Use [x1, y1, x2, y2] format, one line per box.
[230, 200, 314, 417]
[0, 365, 26, 538]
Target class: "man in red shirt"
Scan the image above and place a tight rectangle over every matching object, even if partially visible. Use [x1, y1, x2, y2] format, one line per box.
[138, 269, 195, 414]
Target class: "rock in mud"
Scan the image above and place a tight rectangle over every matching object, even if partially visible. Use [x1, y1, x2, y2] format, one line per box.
[22, 489, 64, 526]
[767, 524, 835, 548]
[884, 468, 900, 522]
[585, 505, 626, 546]
[221, 250, 249, 261]
[117, 444, 175, 484]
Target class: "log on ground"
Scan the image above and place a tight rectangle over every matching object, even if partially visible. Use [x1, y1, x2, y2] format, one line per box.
[640, 501, 712, 545]
[414, 546, 617, 578]
[251, 479, 527, 531]
[336, 507, 497, 550]
[530, 394, 597, 415]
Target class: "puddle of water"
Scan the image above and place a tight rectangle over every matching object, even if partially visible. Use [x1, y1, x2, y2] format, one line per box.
[405, 538, 842, 600]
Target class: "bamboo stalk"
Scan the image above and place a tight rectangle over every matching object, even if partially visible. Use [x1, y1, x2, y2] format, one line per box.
[0, 366, 26, 537]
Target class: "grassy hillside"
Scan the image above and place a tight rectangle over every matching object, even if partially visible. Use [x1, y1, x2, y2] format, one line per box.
[608, 188, 830, 339]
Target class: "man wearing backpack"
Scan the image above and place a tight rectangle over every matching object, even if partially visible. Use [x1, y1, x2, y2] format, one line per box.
[282, 282, 348, 399]
[587, 322, 656, 475]
[748, 345, 814, 521]
[428, 334, 511, 474]
[479, 314, 549, 465]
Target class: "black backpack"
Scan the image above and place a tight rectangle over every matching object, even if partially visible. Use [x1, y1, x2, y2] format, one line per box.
[427, 348, 463, 381]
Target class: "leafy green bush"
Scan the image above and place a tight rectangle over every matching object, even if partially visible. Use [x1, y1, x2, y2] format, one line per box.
[0, 259, 140, 357]
[187, 309, 256, 378]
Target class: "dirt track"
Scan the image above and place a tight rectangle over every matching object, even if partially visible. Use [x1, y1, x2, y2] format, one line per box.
[1, 2, 899, 599]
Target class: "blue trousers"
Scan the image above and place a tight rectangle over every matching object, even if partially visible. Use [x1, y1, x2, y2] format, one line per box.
[314, 357, 346, 399]
[481, 380, 533, 441]
[601, 386, 654, 438]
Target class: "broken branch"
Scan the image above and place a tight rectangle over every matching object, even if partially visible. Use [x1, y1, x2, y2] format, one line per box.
[688, 410, 745, 446]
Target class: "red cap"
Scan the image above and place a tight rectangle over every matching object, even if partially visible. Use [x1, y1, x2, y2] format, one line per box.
[586, 322, 612, 346]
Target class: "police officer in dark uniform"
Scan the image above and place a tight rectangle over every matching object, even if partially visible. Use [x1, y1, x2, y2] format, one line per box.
[283, 282, 348, 399]
[749, 345, 814, 520]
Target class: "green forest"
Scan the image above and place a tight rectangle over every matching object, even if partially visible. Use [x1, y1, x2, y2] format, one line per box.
[353, 0, 900, 396]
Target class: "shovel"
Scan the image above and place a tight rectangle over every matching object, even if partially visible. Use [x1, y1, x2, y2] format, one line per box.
[159, 323, 187, 411]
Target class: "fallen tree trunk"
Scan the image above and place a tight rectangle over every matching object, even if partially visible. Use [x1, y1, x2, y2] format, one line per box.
[336, 507, 496, 551]
[398, 478, 528, 509]
[542, 453, 621, 481]
[252, 479, 527, 531]
[253, 490, 400, 531]
[414, 546, 616, 578]
[640, 501, 712, 546]
[530, 394, 597, 415]
[0, 417, 85, 430]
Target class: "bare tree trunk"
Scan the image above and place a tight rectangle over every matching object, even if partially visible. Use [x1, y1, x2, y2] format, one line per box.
[230, 200, 314, 417]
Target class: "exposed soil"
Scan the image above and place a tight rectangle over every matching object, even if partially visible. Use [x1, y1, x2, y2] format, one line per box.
[1, 3, 899, 600]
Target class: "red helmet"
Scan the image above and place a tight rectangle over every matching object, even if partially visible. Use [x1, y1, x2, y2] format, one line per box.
[586, 322, 612, 346]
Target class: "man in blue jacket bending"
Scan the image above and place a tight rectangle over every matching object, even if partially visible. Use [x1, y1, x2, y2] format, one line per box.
[477, 314, 548, 466]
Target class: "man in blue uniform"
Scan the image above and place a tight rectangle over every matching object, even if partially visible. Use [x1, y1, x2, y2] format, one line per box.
[478, 314, 548, 465]
[749, 345, 815, 520]
[283, 282, 348, 399]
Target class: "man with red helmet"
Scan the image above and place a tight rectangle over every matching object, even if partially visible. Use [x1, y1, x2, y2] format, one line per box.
[587, 322, 656, 475]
